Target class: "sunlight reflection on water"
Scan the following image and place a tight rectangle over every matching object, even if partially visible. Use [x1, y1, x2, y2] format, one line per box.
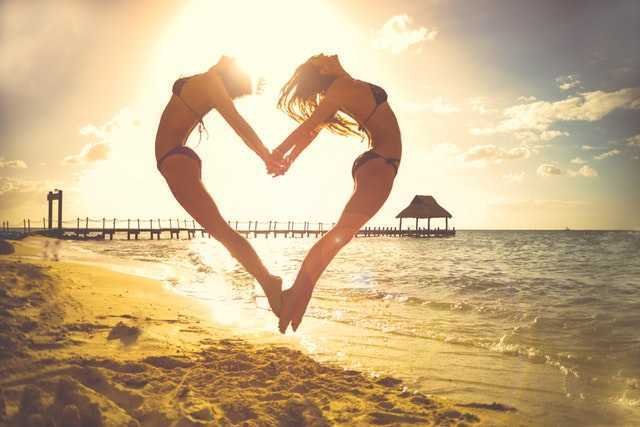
[65, 230, 640, 425]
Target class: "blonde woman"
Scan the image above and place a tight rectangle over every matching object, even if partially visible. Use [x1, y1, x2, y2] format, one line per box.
[273, 54, 401, 333]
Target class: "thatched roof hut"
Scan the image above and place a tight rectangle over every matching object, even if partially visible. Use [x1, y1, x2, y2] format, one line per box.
[396, 195, 453, 232]
[396, 195, 452, 219]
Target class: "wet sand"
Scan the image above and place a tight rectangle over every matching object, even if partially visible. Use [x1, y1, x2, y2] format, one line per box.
[0, 239, 518, 426]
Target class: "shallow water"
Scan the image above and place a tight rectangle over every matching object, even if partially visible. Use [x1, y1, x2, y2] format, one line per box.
[56, 230, 640, 425]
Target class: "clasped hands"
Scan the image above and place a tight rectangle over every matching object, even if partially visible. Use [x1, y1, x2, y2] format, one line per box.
[263, 146, 293, 177]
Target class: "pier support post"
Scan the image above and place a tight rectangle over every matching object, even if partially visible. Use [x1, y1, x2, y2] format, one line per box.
[47, 196, 53, 229]
[58, 191, 63, 230]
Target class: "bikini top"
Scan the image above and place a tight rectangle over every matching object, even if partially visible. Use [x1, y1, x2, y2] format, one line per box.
[358, 81, 388, 131]
[172, 76, 209, 142]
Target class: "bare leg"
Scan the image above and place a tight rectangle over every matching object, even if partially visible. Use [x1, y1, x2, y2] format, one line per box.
[160, 155, 282, 316]
[279, 158, 396, 333]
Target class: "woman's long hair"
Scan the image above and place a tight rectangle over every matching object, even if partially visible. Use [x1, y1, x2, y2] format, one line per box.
[277, 55, 363, 139]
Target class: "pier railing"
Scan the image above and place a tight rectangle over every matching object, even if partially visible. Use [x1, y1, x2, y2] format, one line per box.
[0, 217, 455, 240]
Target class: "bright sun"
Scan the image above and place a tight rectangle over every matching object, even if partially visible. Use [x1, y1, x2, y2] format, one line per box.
[153, 0, 361, 88]
[135, 0, 370, 221]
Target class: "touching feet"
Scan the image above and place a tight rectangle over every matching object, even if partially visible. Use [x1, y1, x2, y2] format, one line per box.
[260, 274, 283, 317]
[278, 285, 313, 334]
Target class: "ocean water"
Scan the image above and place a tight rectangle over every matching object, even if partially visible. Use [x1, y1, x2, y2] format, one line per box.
[54, 231, 640, 426]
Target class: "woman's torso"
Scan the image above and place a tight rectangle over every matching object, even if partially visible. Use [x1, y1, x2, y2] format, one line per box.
[155, 72, 214, 161]
[339, 78, 402, 159]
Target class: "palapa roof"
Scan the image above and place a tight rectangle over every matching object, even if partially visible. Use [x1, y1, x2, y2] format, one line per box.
[395, 195, 452, 219]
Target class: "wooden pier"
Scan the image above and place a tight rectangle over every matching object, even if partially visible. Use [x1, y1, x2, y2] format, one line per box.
[0, 190, 456, 241]
[0, 217, 455, 241]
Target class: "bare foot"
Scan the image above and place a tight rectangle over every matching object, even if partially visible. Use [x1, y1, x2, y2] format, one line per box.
[290, 287, 313, 332]
[278, 286, 313, 333]
[278, 287, 296, 334]
[260, 274, 282, 317]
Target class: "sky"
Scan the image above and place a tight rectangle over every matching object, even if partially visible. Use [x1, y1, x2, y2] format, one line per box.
[1, 0, 639, 230]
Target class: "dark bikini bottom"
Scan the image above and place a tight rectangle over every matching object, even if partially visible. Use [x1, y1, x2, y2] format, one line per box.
[157, 146, 202, 175]
[352, 149, 400, 179]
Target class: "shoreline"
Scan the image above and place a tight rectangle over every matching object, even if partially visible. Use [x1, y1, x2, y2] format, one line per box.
[0, 239, 518, 425]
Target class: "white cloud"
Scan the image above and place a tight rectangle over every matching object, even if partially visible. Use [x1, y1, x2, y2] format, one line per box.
[62, 142, 110, 165]
[0, 158, 27, 169]
[593, 149, 621, 160]
[471, 87, 640, 138]
[514, 129, 569, 143]
[79, 124, 107, 139]
[570, 157, 587, 164]
[626, 134, 640, 146]
[0, 176, 48, 196]
[529, 144, 551, 155]
[556, 74, 582, 91]
[464, 144, 530, 164]
[539, 130, 570, 141]
[400, 97, 459, 114]
[581, 145, 599, 151]
[568, 165, 598, 177]
[517, 95, 537, 103]
[62, 108, 138, 166]
[503, 171, 525, 183]
[373, 15, 437, 54]
[537, 164, 564, 177]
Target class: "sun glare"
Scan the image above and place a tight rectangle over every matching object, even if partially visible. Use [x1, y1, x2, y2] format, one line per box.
[150, 0, 369, 94]
[141, 0, 367, 214]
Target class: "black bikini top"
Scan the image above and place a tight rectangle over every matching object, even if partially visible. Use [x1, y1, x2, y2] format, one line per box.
[367, 82, 388, 106]
[358, 81, 388, 131]
[172, 77, 188, 96]
[172, 76, 208, 143]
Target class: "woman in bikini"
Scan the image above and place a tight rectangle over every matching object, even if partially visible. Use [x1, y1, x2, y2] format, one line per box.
[155, 55, 283, 316]
[272, 53, 402, 333]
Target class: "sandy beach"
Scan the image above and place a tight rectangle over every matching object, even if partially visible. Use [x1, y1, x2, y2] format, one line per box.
[0, 239, 520, 426]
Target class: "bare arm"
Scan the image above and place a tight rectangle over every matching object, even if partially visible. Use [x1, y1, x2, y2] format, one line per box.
[274, 77, 346, 168]
[206, 70, 271, 162]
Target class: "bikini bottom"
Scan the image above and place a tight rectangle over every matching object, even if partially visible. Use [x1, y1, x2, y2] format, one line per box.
[351, 149, 400, 179]
[157, 146, 202, 177]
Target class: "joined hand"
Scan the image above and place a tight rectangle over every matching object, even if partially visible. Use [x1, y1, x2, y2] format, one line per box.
[264, 149, 289, 177]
